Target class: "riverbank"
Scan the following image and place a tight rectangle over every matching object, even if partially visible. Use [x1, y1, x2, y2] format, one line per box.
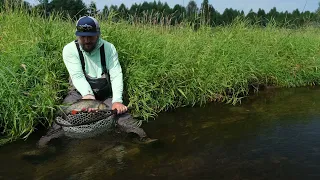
[1, 8, 320, 144]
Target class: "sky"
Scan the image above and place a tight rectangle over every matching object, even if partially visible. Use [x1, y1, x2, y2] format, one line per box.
[25, 0, 319, 14]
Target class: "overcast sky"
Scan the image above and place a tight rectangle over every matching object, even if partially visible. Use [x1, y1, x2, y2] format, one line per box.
[25, 0, 318, 14]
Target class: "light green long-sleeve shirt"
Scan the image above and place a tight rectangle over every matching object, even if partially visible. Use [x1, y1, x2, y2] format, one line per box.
[62, 38, 123, 104]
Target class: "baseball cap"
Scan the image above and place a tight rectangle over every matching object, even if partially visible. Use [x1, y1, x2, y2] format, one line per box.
[75, 16, 101, 36]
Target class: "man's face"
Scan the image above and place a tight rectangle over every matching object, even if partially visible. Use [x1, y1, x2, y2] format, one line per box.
[78, 36, 99, 52]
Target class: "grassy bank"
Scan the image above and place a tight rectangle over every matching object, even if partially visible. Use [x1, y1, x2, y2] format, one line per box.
[1, 8, 320, 145]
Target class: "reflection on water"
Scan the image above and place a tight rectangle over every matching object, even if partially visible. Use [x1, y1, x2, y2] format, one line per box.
[2, 87, 320, 179]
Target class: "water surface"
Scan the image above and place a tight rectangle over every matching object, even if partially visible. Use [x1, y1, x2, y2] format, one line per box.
[1, 87, 320, 180]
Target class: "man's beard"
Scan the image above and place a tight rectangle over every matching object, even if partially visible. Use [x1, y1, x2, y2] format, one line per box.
[81, 42, 97, 52]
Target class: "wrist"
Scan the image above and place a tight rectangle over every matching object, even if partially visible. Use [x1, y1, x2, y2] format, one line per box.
[112, 99, 123, 104]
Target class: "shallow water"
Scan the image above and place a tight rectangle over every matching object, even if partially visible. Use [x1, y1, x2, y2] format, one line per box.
[1, 87, 320, 180]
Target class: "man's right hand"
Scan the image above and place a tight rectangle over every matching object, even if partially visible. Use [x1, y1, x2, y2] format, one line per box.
[82, 94, 95, 100]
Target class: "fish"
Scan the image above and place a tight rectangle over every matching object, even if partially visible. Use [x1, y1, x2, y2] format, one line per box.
[58, 99, 110, 116]
[37, 99, 158, 148]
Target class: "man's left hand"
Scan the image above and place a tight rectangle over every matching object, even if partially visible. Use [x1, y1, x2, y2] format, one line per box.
[112, 102, 128, 114]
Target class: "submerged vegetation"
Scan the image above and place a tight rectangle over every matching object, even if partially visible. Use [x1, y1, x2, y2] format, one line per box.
[1, 3, 320, 145]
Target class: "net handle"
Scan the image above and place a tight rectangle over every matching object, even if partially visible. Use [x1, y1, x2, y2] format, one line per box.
[54, 109, 118, 127]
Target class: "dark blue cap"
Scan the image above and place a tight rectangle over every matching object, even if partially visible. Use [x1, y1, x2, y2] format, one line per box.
[75, 16, 100, 36]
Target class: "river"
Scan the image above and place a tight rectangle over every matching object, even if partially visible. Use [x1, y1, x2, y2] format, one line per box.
[1, 87, 320, 180]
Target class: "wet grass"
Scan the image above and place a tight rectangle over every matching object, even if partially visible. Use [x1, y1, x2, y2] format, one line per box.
[1, 6, 320, 145]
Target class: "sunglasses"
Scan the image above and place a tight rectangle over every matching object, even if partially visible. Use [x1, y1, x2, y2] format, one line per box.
[76, 24, 97, 32]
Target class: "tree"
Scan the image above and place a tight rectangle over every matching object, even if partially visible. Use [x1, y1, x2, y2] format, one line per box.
[88, 1, 99, 16]
[172, 4, 186, 24]
[200, 0, 209, 25]
[109, 5, 118, 13]
[1, 0, 31, 11]
[316, 2, 320, 14]
[186, 0, 198, 20]
[38, 0, 49, 7]
[102, 5, 109, 18]
[221, 8, 240, 25]
[4, 0, 315, 28]
[33, 0, 51, 16]
[118, 3, 128, 19]
[267, 7, 279, 21]
[49, 0, 87, 19]
[0, 0, 4, 9]
[246, 9, 257, 24]
[37, 0, 49, 13]
[290, 8, 301, 26]
[209, 6, 221, 26]
[140, 1, 151, 14]
[162, 2, 171, 15]
[257, 8, 266, 26]
[129, 3, 139, 15]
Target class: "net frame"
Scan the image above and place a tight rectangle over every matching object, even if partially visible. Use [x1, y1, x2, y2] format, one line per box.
[54, 109, 117, 138]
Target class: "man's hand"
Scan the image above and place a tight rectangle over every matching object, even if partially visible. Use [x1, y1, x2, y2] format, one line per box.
[112, 102, 128, 114]
[82, 94, 95, 100]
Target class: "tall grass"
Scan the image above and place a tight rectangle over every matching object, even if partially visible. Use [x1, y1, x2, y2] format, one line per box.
[0, 6, 72, 144]
[104, 18, 320, 118]
[1, 6, 320, 145]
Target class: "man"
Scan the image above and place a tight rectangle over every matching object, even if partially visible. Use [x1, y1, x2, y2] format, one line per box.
[38, 16, 156, 147]
[63, 16, 126, 113]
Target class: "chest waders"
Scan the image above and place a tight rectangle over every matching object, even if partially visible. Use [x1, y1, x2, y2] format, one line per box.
[75, 40, 112, 101]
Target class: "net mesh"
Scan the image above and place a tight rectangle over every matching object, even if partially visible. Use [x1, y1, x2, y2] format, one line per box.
[55, 110, 116, 138]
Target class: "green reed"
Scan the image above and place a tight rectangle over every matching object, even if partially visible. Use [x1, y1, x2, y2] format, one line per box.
[1, 6, 320, 145]
[103, 19, 320, 118]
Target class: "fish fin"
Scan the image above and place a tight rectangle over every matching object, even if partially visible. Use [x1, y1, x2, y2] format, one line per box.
[81, 107, 87, 112]
[71, 110, 78, 115]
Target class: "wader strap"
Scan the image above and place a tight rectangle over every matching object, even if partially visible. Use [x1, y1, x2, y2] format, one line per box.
[99, 44, 108, 75]
[99, 44, 111, 88]
[74, 41, 108, 77]
[74, 40, 86, 73]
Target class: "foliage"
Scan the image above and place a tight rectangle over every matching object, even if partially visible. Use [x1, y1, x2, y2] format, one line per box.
[26, 0, 320, 28]
[1, 1, 320, 145]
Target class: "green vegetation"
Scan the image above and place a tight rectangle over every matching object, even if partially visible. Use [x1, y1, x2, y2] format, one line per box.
[2, 0, 320, 27]
[1, 3, 320, 145]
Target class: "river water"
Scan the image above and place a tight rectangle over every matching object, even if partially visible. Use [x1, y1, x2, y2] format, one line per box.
[1, 87, 320, 180]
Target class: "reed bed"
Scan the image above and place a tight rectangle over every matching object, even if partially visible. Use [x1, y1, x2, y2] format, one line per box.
[1, 7, 320, 144]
